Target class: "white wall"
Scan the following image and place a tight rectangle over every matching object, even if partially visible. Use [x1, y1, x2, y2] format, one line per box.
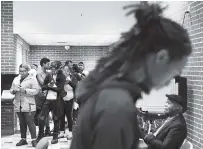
[136, 79, 178, 113]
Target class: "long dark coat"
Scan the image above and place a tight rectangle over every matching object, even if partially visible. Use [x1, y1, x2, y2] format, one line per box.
[42, 70, 66, 119]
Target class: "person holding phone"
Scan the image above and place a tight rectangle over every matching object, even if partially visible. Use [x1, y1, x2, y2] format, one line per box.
[10, 64, 39, 147]
[58, 65, 77, 140]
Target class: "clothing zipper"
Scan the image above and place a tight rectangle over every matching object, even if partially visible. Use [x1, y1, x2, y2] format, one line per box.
[29, 104, 31, 115]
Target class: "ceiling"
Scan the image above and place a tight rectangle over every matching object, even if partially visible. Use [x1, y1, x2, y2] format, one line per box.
[13, 1, 138, 46]
[13, 1, 183, 46]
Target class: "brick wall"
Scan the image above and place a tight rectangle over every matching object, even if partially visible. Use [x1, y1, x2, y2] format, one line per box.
[1, 103, 15, 136]
[29, 46, 109, 71]
[1, 1, 15, 74]
[14, 34, 30, 65]
[165, 1, 203, 149]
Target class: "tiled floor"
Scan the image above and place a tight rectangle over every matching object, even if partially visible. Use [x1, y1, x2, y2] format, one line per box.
[1, 134, 71, 149]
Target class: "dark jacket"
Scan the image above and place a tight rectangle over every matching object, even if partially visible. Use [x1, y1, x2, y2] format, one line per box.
[42, 70, 66, 119]
[70, 79, 145, 149]
[141, 114, 187, 149]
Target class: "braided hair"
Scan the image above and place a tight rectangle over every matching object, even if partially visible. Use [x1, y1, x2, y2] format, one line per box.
[76, 3, 192, 102]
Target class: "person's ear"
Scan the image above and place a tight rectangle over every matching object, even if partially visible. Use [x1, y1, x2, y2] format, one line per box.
[155, 49, 169, 64]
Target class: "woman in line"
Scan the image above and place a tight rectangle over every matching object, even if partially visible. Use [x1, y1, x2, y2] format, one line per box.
[71, 3, 192, 149]
[58, 64, 78, 140]
[37, 61, 66, 144]
[10, 64, 39, 147]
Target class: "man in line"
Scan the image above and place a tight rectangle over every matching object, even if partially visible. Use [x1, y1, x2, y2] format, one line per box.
[78, 62, 89, 78]
[37, 61, 66, 144]
[35, 58, 52, 137]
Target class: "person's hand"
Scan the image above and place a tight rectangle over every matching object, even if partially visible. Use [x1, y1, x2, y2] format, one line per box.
[19, 87, 26, 94]
[139, 126, 147, 139]
[48, 82, 54, 87]
[66, 76, 71, 82]
[13, 85, 20, 93]
[144, 133, 155, 144]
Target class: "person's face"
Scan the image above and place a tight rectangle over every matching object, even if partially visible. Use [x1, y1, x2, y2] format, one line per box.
[146, 49, 188, 89]
[63, 66, 70, 76]
[164, 99, 179, 114]
[19, 67, 29, 78]
[51, 67, 57, 75]
[43, 62, 50, 70]
[31, 65, 37, 70]
[78, 63, 84, 72]
[68, 62, 73, 68]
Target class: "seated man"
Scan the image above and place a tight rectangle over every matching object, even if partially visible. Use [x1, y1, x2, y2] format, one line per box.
[139, 94, 187, 149]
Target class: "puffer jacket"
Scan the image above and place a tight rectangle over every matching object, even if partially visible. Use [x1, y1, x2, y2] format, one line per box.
[10, 75, 40, 112]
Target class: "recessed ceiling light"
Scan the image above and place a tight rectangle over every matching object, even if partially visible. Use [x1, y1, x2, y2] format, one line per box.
[65, 46, 70, 50]
[57, 42, 67, 43]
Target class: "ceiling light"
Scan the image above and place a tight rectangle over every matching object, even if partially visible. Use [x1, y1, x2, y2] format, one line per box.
[65, 45, 70, 50]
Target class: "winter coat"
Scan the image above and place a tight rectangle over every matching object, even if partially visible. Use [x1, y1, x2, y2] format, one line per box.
[10, 75, 40, 112]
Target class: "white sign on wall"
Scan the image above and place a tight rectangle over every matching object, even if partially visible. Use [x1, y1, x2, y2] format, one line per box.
[16, 43, 23, 74]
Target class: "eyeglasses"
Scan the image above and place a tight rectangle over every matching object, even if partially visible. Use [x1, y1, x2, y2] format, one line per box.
[19, 70, 28, 73]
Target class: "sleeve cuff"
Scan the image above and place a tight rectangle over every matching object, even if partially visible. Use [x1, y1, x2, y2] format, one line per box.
[11, 90, 16, 94]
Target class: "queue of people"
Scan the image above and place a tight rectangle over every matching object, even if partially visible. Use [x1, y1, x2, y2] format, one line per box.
[10, 58, 87, 147]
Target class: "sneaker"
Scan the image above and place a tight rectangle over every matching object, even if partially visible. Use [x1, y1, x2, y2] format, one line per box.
[51, 138, 58, 144]
[63, 130, 69, 138]
[67, 131, 73, 140]
[51, 133, 58, 144]
[58, 131, 64, 139]
[31, 140, 37, 147]
[16, 139, 28, 146]
[45, 127, 52, 136]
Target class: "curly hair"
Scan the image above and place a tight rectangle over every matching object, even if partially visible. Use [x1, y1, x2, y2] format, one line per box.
[40, 57, 50, 67]
[50, 61, 62, 69]
[76, 3, 192, 102]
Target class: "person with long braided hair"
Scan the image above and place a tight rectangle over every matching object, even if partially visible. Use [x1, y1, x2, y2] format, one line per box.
[70, 3, 192, 149]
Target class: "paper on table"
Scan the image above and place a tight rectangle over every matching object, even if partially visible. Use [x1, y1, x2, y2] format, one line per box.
[1, 90, 15, 99]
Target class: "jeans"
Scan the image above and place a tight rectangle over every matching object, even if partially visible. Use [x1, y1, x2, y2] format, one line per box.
[45, 115, 50, 128]
[60, 99, 74, 132]
[38, 101, 60, 136]
[17, 112, 36, 139]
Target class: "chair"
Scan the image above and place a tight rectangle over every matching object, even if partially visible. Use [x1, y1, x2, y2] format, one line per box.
[180, 140, 193, 149]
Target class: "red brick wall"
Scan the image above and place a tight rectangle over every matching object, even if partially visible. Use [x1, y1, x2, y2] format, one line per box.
[29, 46, 109, 71]
[1, 1, 15, 74]
[165, 2, 203, 149]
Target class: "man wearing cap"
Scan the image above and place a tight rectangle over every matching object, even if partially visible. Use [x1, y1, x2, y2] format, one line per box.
[139, 94, 187, 149]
